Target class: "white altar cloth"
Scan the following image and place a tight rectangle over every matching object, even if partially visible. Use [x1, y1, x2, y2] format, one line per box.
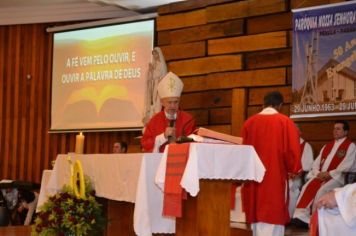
[36, 170, 56, 211]
[134, 153, 175, 236]
[135, 143, 265, 236]
[39, 144, 265, 236]
[46, 153, 142, 202]
[45, 153, 171, 235]
[156, 143, 265, 196]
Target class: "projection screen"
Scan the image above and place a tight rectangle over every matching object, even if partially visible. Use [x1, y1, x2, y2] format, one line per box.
[50, 19, 154, 131]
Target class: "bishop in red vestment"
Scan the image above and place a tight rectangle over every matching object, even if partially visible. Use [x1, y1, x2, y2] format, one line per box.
[141, 72, 196, 152]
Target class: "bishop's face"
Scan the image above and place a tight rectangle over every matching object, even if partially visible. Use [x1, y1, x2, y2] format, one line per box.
[161, 97, 180, 118]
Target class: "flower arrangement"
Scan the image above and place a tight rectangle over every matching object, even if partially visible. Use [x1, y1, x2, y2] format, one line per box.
[32, 183, 106, 236]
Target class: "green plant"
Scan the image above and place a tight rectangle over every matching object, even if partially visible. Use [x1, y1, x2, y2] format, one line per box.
[32, 184, 106, 236]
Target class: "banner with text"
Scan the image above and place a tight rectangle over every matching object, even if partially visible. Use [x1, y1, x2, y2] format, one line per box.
[291, 2, 356, 118]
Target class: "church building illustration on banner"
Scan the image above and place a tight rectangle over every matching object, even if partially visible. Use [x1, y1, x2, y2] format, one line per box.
[291, 2, 356, 118]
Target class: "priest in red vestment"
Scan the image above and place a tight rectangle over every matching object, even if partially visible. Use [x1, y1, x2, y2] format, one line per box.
[241, 91, 301, 236]
[141, 71, 196, 152]
[292, 120, 356, 228]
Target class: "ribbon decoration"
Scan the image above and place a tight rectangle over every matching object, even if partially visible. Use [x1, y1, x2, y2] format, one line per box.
[67, 156, 86, 199]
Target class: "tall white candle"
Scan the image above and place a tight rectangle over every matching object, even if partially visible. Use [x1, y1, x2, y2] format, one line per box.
[75, 132, 85, 154]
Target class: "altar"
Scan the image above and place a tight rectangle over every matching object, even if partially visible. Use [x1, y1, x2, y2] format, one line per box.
[39, 143, 265, 236]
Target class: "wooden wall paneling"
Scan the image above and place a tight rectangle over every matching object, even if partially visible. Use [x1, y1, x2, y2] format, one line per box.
[168, 55, 242, 76]
[31, 25, 38, 180]
[247, 104, 290, 118]
[156, 9, 206, 31]
[42, 25, 51, 171]
[92, 133, 98, 154]
[299, 121, 356, 142]
[99, 132, 106, 154]
[94, 133, 100, 153]
[84, 132, 91, 154]
[160, 41, 206, 60]
[127, 133, 142, 153]
[288, 30, 293, 47]
[26, 25, 39, 181]
[3, 26, 15, 179]
[158, 0, 234, 15]
[181, 75, 205, 92]
[34, 25, 47, 182]
[247, 12, 292, 34]
[206, 0, 286, 23]
[60, 134, 67, 156]
[11, 25, 21, 180]
[204, 124, 231, 134]
[0, 27, 4, 179]
[87, 133, 93, 153]
[209, 107, 231, 125]
[20, 27, 30, 179]
[309, 141, 326, 157]
[166, 19, 244, 45]
[189, 109, 209, 126]
[231, 88, 247, 136]
[245, 48, 292, 70]
[87, 133, 93, 154]
[182, 68, 286, 92]
[69, 133, 75, 154]
[43, 31, 53, 171]
[180, 90, 232, 109]
[97, 132, 106, 153]
[286, 66, 292, 85]
[303, 119, 356, 156]
[248, 86, 292, 105]
[208, 31, 288, 55]
[51, 134, 59, 167]
[157, 30, 171, 46]
[290, 0, 345, 9]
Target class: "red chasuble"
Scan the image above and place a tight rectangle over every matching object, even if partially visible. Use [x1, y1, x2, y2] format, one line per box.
[241, 113, 301, 225]
[141, 111, 196, 152]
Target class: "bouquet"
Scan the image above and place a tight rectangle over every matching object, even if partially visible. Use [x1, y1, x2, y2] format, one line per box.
[32, 184, 106, 236]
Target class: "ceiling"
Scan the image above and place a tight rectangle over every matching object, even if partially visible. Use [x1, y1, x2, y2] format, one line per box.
[0, 0, 184, 25]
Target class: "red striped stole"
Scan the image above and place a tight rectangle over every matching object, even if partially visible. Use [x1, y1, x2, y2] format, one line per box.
[163, 143, 190, 217]
[310, 211, 319, 236]
[296, 139, 352, 208]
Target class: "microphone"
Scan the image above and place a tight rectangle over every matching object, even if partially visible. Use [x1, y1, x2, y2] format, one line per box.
[169, 119, 175, 128]
[167, 118, 176, 143]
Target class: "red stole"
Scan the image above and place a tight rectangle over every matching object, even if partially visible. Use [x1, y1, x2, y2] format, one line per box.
[296, 139, 352, 208]
[163, 143, 190, 217]
[310, 211, 319, 236]
[297, 141, 306, 173]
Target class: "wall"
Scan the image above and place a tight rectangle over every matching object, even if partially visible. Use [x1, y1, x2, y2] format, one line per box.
[157, 0, 355, 155]
[0, 0, 354, 183]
